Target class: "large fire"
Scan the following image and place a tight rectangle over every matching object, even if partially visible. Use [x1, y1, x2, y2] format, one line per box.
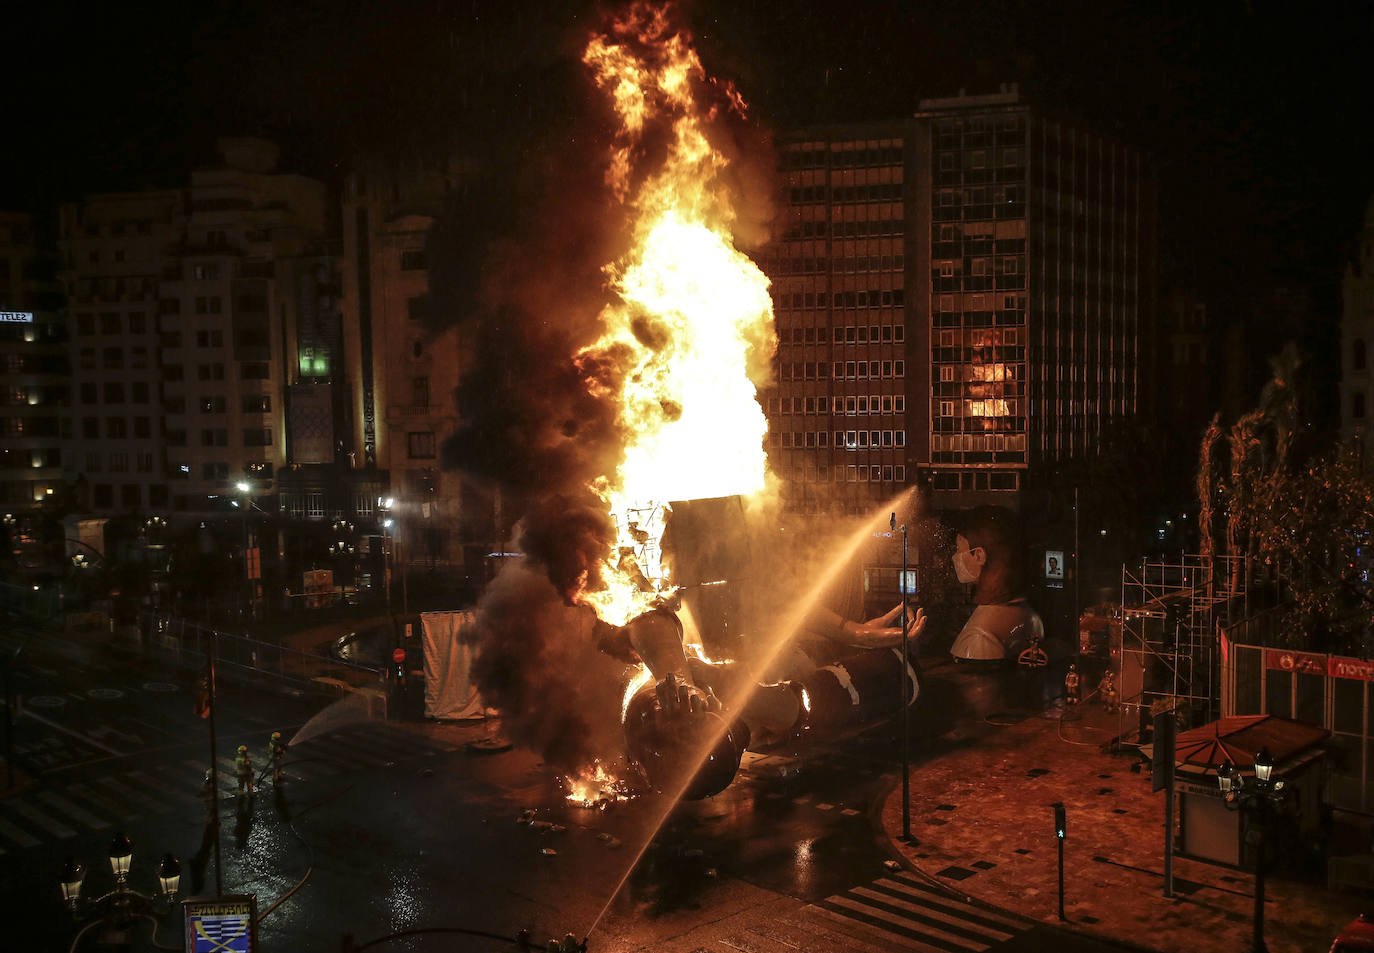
[576, 1, 775, 627]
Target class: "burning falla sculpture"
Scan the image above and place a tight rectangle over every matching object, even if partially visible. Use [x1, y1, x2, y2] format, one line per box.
[545, 7, 920, 800]
[600, 592, 923, 800]
[590, 498, 924, 800]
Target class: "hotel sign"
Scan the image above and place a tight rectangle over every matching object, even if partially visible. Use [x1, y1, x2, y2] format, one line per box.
[0, 311, 34, 323]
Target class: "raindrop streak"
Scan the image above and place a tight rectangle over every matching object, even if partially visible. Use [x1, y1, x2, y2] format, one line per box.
[584, 487, 918, 940]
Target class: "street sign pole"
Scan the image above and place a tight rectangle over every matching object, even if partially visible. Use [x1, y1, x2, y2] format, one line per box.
[208, 632, 223, 897]
[893, 513, 911, 841]
[1054, 802, 1066, 921]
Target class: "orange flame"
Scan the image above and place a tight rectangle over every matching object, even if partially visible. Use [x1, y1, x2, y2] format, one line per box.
[563, 758, 639, 809]
[578, 2, 775, 624]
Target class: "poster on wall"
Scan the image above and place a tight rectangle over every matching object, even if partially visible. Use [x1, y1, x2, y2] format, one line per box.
[1045, 550, 1065, 589]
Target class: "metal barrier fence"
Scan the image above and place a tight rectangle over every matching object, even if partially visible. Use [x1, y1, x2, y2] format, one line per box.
[139, 613, 381, 690]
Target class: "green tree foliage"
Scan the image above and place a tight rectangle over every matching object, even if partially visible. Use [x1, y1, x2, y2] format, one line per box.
[1253, 443, 1374, 653]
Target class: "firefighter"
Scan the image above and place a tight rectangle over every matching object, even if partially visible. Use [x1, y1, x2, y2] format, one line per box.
[1099, 669, 1118, 712]
[201, 770, 218, 824]
[1064, 663, 1081, 706]
[269, 731, 287, 785]
[235, 744, 254, 795]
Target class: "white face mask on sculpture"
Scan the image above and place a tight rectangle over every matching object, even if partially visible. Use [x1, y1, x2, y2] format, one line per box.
[952, 547, 982, 584]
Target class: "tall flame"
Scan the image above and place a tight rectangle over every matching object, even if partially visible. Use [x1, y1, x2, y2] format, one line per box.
[577, 2, 775, 624]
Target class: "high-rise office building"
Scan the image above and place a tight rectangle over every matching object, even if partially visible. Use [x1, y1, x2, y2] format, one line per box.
[761, 85, 1155, 515]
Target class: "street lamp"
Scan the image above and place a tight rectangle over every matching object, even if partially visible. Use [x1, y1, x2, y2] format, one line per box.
[1215, 748, 1293, 953]
[378, 496, 404, 612]
[60, 834, 181, 947]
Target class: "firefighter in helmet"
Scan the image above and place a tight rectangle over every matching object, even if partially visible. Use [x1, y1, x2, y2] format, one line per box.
[1064, 663, 1081, 706]
[269, 731, 287, 785]
[1099, 668, 1118, 712]
[235, 744, 254, 795]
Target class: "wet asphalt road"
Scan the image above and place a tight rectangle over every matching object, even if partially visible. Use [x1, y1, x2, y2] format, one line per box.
[0, 621, 1131, 953]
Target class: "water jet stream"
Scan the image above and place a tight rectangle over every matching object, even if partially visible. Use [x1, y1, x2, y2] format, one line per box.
[583, 488, 918, 939]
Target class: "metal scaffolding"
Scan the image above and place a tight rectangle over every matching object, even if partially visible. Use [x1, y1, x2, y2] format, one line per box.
[1116, 553, 1248, 736]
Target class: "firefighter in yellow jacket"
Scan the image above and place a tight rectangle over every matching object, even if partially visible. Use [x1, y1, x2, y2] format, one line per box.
[269, 731, 287, 785]
[235, 744, 254, 795]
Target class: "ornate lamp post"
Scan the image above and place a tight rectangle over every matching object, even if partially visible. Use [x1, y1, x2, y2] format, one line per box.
[329, 519, 357, 605]
[1216, 748, 1293, 953]
[60, 833, 181, 948]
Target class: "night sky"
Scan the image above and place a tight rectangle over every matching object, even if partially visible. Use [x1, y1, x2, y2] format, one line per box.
[7, 1, 1371, 328]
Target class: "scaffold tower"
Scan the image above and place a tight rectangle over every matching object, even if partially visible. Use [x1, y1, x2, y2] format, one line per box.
[1116, 553, 1248, 736]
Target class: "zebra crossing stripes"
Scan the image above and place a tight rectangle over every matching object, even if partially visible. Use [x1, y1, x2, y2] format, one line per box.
[0, 813, 39, 849]
[0, 724, 462, 852]
[100, 773, 167, 813]
[806, 872, 1026, 953]
[3, 796, 77, 839]
[35, 790, 109, 830]
[60, 781, 138, 822]
[128, 770, 199, 804]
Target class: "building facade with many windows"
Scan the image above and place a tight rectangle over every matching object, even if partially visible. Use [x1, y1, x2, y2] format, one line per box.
[0, 211, 66, 512]
[340, 156, 496, 580]
[60, 139, 331, 516]
[762, 86, 1155, 515]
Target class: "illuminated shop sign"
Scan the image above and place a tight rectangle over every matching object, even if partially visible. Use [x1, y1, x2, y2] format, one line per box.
[0, 311, 34, 323]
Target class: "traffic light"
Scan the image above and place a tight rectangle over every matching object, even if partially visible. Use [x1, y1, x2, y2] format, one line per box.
[1053, 802, 1066, 839]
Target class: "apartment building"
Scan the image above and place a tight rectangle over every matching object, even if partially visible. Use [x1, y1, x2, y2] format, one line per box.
[0, 212, 66, 513]
[60, 190, 182, 512]
[340, 155, 493, 576]
[762, 85, 1155, 516]
[60, 138, 331, 515]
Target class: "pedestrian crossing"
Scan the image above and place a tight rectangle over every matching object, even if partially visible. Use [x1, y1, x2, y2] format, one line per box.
[0, 723, 462, 854]
[802, 871, 1029, 952]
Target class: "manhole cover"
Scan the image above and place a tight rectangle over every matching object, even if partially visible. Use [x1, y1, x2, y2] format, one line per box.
[27, 695, 66, 708]
[142, 682, 178, 693]
[466, 738, 513, 755]
[87, 688, 125, 700]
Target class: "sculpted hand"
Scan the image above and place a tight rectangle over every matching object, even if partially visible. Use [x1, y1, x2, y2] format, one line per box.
[840, 604, 927, 649]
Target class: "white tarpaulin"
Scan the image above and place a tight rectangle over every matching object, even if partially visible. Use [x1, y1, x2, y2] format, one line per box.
[421, 610, 486, 720]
